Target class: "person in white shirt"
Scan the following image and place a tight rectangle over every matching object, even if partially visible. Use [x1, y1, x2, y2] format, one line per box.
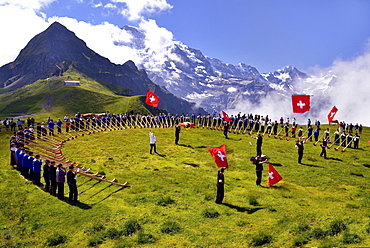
[149, 132, 157, 154]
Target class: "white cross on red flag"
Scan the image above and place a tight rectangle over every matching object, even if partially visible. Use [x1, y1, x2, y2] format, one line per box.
[292, 95, 310, 113]
[207, 144, 229, 168]
[268, 163, 282, 186]
[145, 91, 160, 107]
[327, 106, 338, 124]
[222, 111, 233, 122]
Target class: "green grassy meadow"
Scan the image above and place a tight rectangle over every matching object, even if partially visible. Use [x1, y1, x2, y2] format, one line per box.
[1, 123, 370, 247]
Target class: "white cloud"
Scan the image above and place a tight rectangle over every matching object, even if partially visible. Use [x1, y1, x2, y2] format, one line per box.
[227, 87, 238, 93]
[137, 19, 175, 70]
[0, 4, 50, 66]
[0, 0, 55, 10]
[316, 52, 370, 125]
[48, 16, 143, 66]
[112, 0, 173, 21]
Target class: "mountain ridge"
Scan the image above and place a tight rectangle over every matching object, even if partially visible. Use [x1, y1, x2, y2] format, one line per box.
[0, 22, 205, 115]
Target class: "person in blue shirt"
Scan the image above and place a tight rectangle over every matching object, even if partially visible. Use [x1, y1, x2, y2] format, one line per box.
[56, 118, 63, 134]
[307, 125, 313, 141]
[32, 155, 42, 186]
[27, 152, 35, 181]
[313, 127, 320, 142]
[48, 120, 55, 136]
[21, 150, 30, 178]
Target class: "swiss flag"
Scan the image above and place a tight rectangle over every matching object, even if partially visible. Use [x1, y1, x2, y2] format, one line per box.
[267, 163, 282, 186]
[180, 122, 195, 128]
[327, 106, 338, 124]
[222, 111, 233, 122]
[207, 144, 229, 168]
[145, 91, 160, 107]
[292, 95, 310, 113]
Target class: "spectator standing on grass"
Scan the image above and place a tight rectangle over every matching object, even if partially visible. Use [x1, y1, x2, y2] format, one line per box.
[43, 160, 51, 192]
[56, 164, 66, 200]
[17, 119, 23, 130]
[56, 118, 62, 134]
[65, 121, 70, 133]
[295, 140, 305, 164]
[67, 165, 78, 203]
[251, 156, 268, 186]
[320, 138, 328, 159]
[175, 125, 181, 144]
[215, 167, 226, 204]
[49, 161, 57, 196]
[48, 120, 55, 136]
[149, 132, 157, 154]
[32, 155, 42, 186]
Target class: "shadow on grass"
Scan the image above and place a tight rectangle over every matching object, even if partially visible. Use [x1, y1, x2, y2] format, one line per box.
[326, 157, 343, 161]
[363, 164, 370, 169]
[67, 200, 92, 209]
[80, 180, 102, 194]
[350, 172, 364, 177]
[196, 146, 208, 149]
[177, 144, 193, 148]
[79, 178, 94, 187]
[184, 162, 199, 167]
[227, 137, 243, 141]
[154, 152, 166, 157]
[91, 187, 127, 206]
[300, 163, 322, 168]
[222, 203, 264, 214]
[87, 184, 113, 199]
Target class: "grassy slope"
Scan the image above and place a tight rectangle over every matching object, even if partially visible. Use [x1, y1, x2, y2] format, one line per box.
[0, 123, 370, 247]
[0, 70, 151, 119]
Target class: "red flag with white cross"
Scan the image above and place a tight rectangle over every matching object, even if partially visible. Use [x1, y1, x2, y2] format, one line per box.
[145, 91, 160, 107]
[327, 106, 338, 124]
[292, 95, 310, 113]
[268, 163, 282, 186]
[222, 111, 233, 122]
[207, 144, 229, 168]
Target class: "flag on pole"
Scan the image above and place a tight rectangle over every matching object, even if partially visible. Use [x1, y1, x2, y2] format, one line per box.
[292, 95, 310, 113]
[207, 144, 229, 168]
[268, 163, 282, 186]
[144, 91, 160, 107]
[222, 111, 233, 122]
[180, 122, 195, 128]
[327, 106, 338, 124]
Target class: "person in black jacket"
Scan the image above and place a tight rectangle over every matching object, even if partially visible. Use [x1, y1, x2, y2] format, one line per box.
[295, 139, 305, 164]
[49, 161, 57, 196]
[255, 134, 263, 156]
[251, 156, 268, 186]
[175, 125, 181, 145]
[67, 165, 78, 203]
[43, 160, 50, 192]
[215, 167, 226, 204]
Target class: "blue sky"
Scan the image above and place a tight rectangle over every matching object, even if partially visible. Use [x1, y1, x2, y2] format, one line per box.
[1, 0, 370, 73]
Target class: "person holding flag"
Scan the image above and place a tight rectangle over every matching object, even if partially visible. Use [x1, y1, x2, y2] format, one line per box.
[250, 155, 268, 186]
[215, 167, 226, 204]
[295, 139, 305, 164]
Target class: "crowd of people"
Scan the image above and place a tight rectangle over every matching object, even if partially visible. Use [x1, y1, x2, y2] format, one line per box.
[9, 128, 79, 203]
[4, 111, 365, 205]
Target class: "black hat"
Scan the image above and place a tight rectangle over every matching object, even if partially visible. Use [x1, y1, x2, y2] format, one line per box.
[69, 165, 74, 169]
[46, 160, 50, 163]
